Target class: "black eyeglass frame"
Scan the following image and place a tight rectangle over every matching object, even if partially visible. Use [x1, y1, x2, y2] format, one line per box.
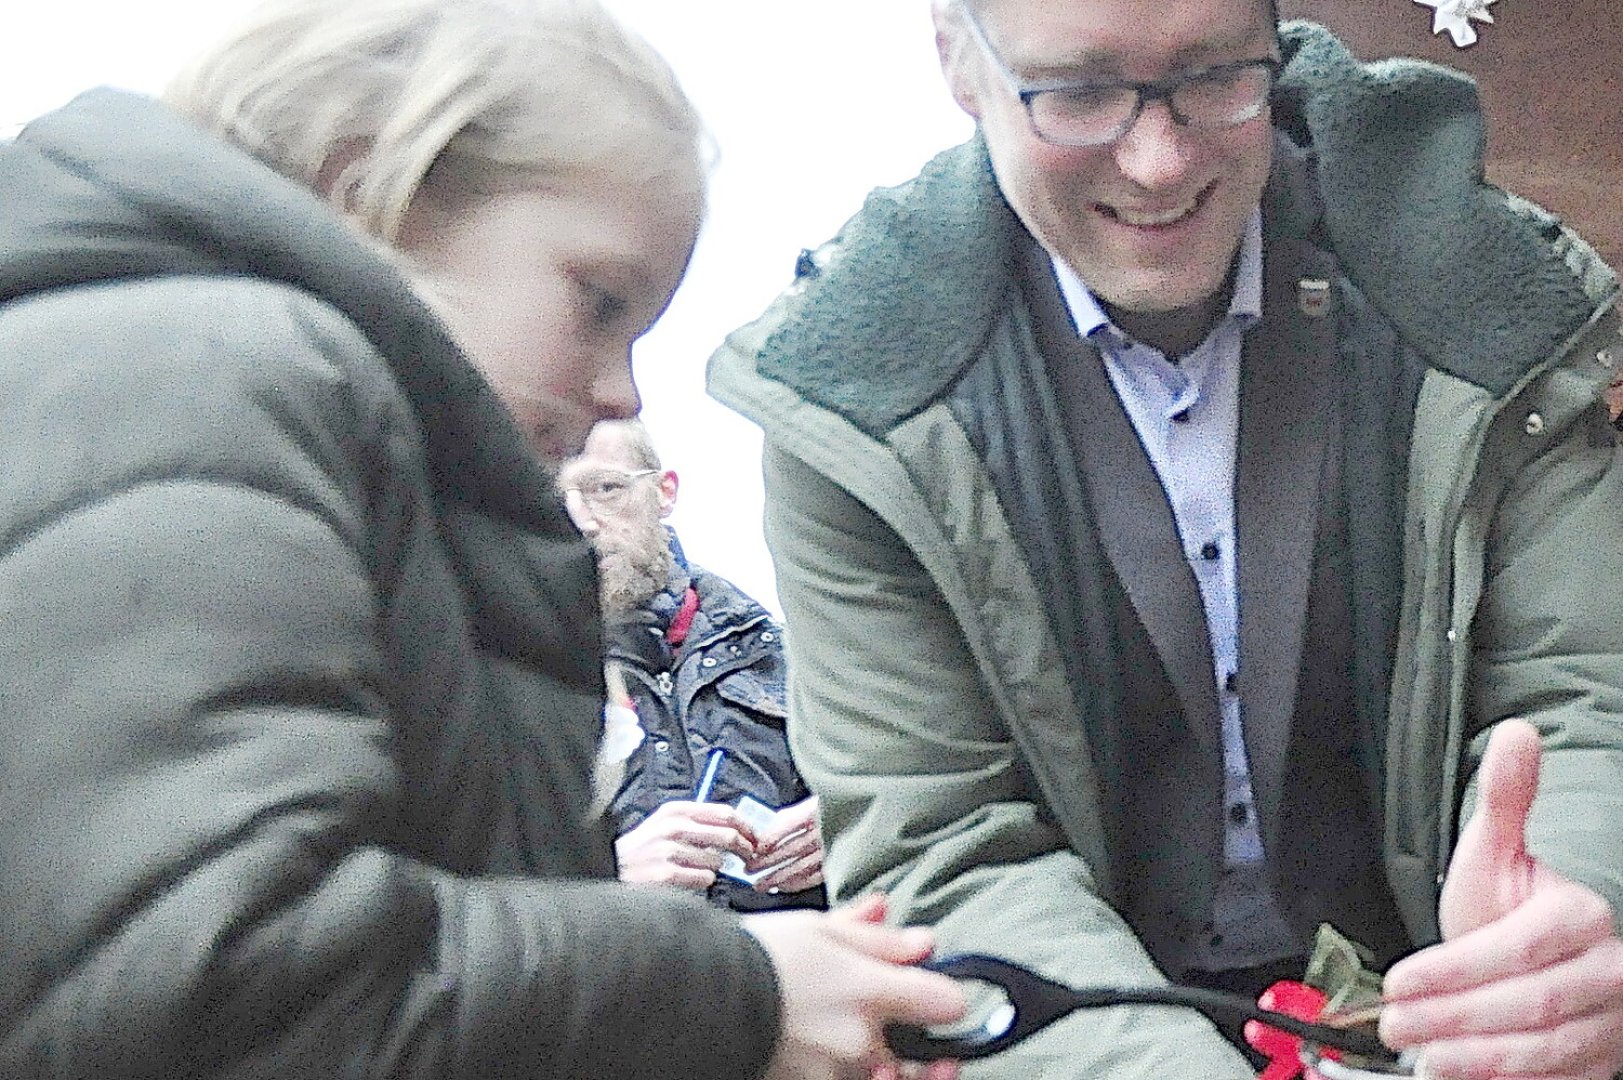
[959, 0, 1282, 148]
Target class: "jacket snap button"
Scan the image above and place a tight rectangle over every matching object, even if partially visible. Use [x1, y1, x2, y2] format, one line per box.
[654, 739, 670, 752]
[761, 631, 776, 642]
[1523, 413, 1545, 435]
[701, 657, 718, 668]
[1597, 347, 1614, 367]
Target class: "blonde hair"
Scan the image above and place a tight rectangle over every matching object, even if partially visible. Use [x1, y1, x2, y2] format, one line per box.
[165, 0, 706, 243]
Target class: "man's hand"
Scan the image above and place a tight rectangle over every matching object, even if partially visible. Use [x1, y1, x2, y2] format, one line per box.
[747, 893, 964, 1080]
[749, 795, 826, 894]
[1379, 720, 1623, 1080]
[614, 800, 757, 891]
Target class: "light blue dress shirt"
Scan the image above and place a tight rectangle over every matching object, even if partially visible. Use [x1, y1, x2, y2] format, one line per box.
[1051, 212, 1299, 969]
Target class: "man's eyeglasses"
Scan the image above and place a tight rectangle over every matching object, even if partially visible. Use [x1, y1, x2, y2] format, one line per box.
[960, 1, 1280, 148]
[562, 468, 659, 511]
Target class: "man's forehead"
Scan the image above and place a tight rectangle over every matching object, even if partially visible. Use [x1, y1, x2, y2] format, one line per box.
[557, 454, 634, 488]
[573, 427, 643, 468]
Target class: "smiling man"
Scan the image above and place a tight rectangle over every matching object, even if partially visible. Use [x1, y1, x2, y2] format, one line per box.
[708, 0, 1623, 1076]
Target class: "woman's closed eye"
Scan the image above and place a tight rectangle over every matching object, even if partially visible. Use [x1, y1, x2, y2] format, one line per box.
[581, 280, 628, 328]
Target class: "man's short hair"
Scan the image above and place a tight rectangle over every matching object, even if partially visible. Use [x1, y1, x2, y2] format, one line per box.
[945, 0, 1280, 31]
[596, 419, 663, 472]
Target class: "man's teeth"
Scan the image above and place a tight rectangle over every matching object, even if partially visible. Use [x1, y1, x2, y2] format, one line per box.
[1109, 200, 1198, 226]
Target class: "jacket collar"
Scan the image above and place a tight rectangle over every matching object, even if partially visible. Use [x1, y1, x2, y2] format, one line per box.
[755, 22, 1613, 438]
[606, 565, 774, 664]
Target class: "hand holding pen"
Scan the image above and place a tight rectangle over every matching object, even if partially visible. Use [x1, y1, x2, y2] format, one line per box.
[612, 747, 759, 891]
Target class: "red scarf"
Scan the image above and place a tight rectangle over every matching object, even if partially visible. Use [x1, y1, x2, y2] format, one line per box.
[664, 585, 701, 647]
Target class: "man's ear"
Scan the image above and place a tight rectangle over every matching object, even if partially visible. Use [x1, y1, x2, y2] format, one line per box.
[934, 2, 985, 120]
[657, 470, 679, 518]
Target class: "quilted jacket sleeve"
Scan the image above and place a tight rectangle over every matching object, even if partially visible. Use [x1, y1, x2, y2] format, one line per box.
[0, 277, 779, 1080]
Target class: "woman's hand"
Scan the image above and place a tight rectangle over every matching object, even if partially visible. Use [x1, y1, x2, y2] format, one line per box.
[746, 894, 965, 1080]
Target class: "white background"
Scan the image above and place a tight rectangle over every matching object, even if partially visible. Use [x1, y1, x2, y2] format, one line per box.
[1, 1, 974, 614]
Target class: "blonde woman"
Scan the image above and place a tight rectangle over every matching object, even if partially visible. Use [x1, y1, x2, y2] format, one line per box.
[0, 1, 962, 1077]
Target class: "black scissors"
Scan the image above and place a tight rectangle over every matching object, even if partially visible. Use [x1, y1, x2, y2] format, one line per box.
[886, 954, 1400, 1066]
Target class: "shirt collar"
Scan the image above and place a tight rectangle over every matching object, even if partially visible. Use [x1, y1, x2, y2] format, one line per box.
[1050, 209, 1264, 348]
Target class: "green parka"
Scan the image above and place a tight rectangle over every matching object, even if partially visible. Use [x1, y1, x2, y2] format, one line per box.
[0, 90, 780, 1079]
[709, 23, 1623, 1079]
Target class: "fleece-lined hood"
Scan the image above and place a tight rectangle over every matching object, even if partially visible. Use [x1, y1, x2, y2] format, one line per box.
[0, 87, 602, 688]
[747, 21, 1616, 438]
[0, 88, 553, 527]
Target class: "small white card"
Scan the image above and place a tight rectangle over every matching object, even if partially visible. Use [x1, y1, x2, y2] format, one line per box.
[719, 795, 785, 885]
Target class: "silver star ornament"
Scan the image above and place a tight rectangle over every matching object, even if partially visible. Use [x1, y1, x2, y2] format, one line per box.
[1414, 0, 1498, 48]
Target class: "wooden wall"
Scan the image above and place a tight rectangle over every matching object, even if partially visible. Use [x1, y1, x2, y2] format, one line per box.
[1280, 0, 1620, 266]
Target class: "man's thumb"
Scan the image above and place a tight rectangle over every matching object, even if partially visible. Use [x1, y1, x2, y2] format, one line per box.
[1472, 718, 1541, 863]
[1440, 719, 1542, 938]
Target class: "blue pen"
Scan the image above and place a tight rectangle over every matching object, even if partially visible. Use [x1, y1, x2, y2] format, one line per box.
[693, 747, 728, 802]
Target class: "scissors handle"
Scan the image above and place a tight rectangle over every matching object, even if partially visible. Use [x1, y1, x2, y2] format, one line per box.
[886, 954, 1397, 1064]
[885, 954, 1085, 1061]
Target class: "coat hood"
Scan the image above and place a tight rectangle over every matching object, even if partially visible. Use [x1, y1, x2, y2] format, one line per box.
[0, 88, 601, 682]
[0, 88, 554, 526]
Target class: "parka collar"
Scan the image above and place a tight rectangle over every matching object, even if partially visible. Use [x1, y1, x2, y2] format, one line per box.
[754, 22, 1614, 439]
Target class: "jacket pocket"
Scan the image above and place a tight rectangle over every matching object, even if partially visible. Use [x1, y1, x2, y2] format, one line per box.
[713, 669, 788, 722]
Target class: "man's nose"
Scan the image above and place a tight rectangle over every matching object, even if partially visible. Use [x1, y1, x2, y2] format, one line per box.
[1111, 100, 1200, 190]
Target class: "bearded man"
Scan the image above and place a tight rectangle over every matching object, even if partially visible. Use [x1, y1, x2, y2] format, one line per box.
[558, 420, 826, 911]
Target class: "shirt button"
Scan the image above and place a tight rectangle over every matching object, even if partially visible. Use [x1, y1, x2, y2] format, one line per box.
[1228, 803, 1250, 825]
[1209, 933, 1225, 949]
[1200, 541, 1220, 561]
[1224, 671, 1239, 693]
[1172, 409, 1191, 423]
[701, 657, 718, 668]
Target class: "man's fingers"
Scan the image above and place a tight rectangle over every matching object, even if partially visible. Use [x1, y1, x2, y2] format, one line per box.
[1381, 935, 1623, 1046]
[662, 839, 726, 873]
[651, 801, 761, 844]
[669, 823, 755, 860]
[759, 796, 819, 849]
[749, 828, 820, 870]
[757, 852, 825, 893]
[1386, 879, 1611, 999]
[1407, 1004, 1623, 1080]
